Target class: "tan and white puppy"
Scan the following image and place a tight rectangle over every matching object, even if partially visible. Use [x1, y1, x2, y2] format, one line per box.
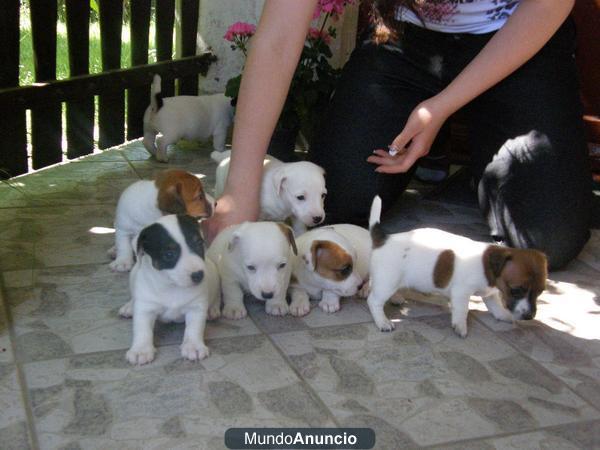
[289, 224, 371, 316]
[366, 196, 548, 337]
[212, 151, 326, 235]
[143, 74, 234, 162]
[109, 169, 214, 272]
[207, 221, 297, 319]
[119, 214, 221, 365]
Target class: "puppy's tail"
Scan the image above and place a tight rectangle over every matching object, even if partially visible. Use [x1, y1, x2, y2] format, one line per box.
[210, 149, 231, 164]
[150, 74, 163, 112]
[369, 195, 387, 248]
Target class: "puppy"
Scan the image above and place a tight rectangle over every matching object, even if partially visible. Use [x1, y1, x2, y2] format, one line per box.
[366, 196, 547, 337]
[110, 169, 214, 272]
[212, 151, 326, 235]
[206, 221, 297, 319]
[143, 74, 234, 162]
[119, 214, 221, 365]
[289, 224, 371, 316]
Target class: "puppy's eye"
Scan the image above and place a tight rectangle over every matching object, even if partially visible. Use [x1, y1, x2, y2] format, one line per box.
[296, 195, 305, 201]
[163, 250, 177, 261]
[278, 262, 286, 270]
[339, 264, 352, 277]
[321, 193, 326, 199]
[246, 265, 256, 272]
[509, 286, 527, 298]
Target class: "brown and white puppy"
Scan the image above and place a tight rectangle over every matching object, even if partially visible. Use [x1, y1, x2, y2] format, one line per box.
[109, 169, 215, 272]
[367, 196, 547, 337]
[206, 221, 297, 319]
[288, 225, 371, 316]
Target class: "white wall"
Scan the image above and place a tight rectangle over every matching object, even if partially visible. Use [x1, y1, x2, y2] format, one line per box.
[195, 0, 358, 94]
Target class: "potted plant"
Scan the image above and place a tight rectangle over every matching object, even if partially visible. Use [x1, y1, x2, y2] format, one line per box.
[223, 0, 355, 161]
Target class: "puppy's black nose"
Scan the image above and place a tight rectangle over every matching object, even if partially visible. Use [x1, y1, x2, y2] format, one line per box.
[191, 270, 204, 284]
[312, 216, 323, 224]
[521, 311, 534, 320]
[261, 291, 274, 299]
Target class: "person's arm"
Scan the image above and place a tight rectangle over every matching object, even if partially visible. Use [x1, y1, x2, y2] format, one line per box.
[368, 0, 575, 174]
[204, 0, 318, 243]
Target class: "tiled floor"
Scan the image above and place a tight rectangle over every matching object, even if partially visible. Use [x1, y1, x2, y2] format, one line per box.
[1, 141, 599, 450]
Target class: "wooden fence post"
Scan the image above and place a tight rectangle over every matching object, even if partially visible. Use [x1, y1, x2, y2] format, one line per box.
[179, 0, 200, 95]
[156, 0, 176, 98]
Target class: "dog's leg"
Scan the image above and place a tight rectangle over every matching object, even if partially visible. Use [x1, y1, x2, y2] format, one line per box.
[366, 274, 398, 331]
[119, 299, 134, 318]
[181, 306, 210, 361]
[265, 293, 289, 316]
[289, 287, 311, 317]
[110, 229, 135, 272]
[319, 290, 341, 313]
[207, 293, 221, 320]
[221, 277, 247, 320]
[482, 292, 514, 323]
[155, 135, 170, 163]
[126, 306, 157, 365]
[450, 290, 471, 338]
[143, 129, 158, 157]
[212, 126, 227, 153]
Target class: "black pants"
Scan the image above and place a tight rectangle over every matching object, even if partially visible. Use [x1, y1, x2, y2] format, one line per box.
[309, 19, 591, 269]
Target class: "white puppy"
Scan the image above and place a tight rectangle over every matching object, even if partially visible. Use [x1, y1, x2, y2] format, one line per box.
[119, 214, 221, 365]
[110, 169, 215, 272]
[212, 151, 326, 235]
[366, 196, 548, 337]
[207, 221, 297, 319]
[289, 224, 371, 316]
[143, 74, 234, 162]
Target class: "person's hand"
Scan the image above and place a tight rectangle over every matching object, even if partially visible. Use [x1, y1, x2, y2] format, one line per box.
[202, 192, 259, 245]
[367, 97, 450, 174]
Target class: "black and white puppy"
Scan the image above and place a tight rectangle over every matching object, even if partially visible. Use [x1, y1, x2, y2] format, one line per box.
[119, 214, 220, 365]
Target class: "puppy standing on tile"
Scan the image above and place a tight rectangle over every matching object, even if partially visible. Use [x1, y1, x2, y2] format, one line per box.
[109, 169, 214, 272]
[212, 151, 326, 235]
[207, 222, 297, 319]
[120, 214, 221, 365]
[288, 224, 371, 317]
[143, 74, 234, 162]
[366, 196, 548, 337]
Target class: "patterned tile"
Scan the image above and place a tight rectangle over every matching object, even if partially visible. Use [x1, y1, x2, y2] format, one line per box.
[22, 336, 335, 449]
[272, 320, 598, 447]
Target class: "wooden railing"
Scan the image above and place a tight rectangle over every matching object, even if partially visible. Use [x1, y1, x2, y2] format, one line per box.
[0, 0, 215, 179]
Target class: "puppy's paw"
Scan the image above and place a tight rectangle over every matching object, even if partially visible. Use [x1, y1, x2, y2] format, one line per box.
[208, 304, 221, 321]
[110, 258, 134, 272]
[118, 301, 133, 318]
[107, 246, 117, 260]
[289, 299, 310, 317]
[375, 318, 395, 332]
[181, 340, 210, 361]
[491, 308, 514, 323]
[389, 291, 406, 306]
[126, 344, 156, 365]
[266, 300, 289, 316]
[452, 321, 468, 338]
[222, 303, 247, 320]
[318, 298, 340, 314]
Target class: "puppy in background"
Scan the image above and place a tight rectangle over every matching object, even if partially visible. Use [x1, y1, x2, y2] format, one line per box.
[109, 169, 214, 272]
[120, 214, 220, 365]
[212, 151, 326, 236]
[207, 221, 297, 319]
[143, 74, 234, 162]
[289, 224, 371, 316]
[367, 196, 547, 337]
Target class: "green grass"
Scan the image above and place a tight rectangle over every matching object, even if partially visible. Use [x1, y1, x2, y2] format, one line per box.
[19, 9, 158, 85]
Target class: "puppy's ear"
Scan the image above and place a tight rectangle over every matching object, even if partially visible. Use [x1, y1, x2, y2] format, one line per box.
[309, 240, 325, 272]
[277, 223, 297, 255]
[135, 227, 150, 257]
[156, 171, 186, 214]
[483, 246, 512, 286]
[228, 230, 241, 252]
[272, 166, 288, 197]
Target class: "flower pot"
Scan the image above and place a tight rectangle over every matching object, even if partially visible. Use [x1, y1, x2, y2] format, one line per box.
[267, 125, 300, 162]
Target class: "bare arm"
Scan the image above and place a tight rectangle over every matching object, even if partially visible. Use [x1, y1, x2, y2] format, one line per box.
[368, 0, 575, 173]
[204, 0, 318, 242]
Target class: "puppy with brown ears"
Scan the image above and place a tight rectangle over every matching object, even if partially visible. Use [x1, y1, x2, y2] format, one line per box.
[206, 222, 297, 319]
[288, 225, 371, 316]
[366, 196, 547, 337]
[109, 169, 215, 272]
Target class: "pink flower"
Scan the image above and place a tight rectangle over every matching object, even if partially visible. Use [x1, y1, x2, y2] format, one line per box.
[224, 22, 256, 41]
[313, 0, 354, 20]
[308, 27, 332, 45]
